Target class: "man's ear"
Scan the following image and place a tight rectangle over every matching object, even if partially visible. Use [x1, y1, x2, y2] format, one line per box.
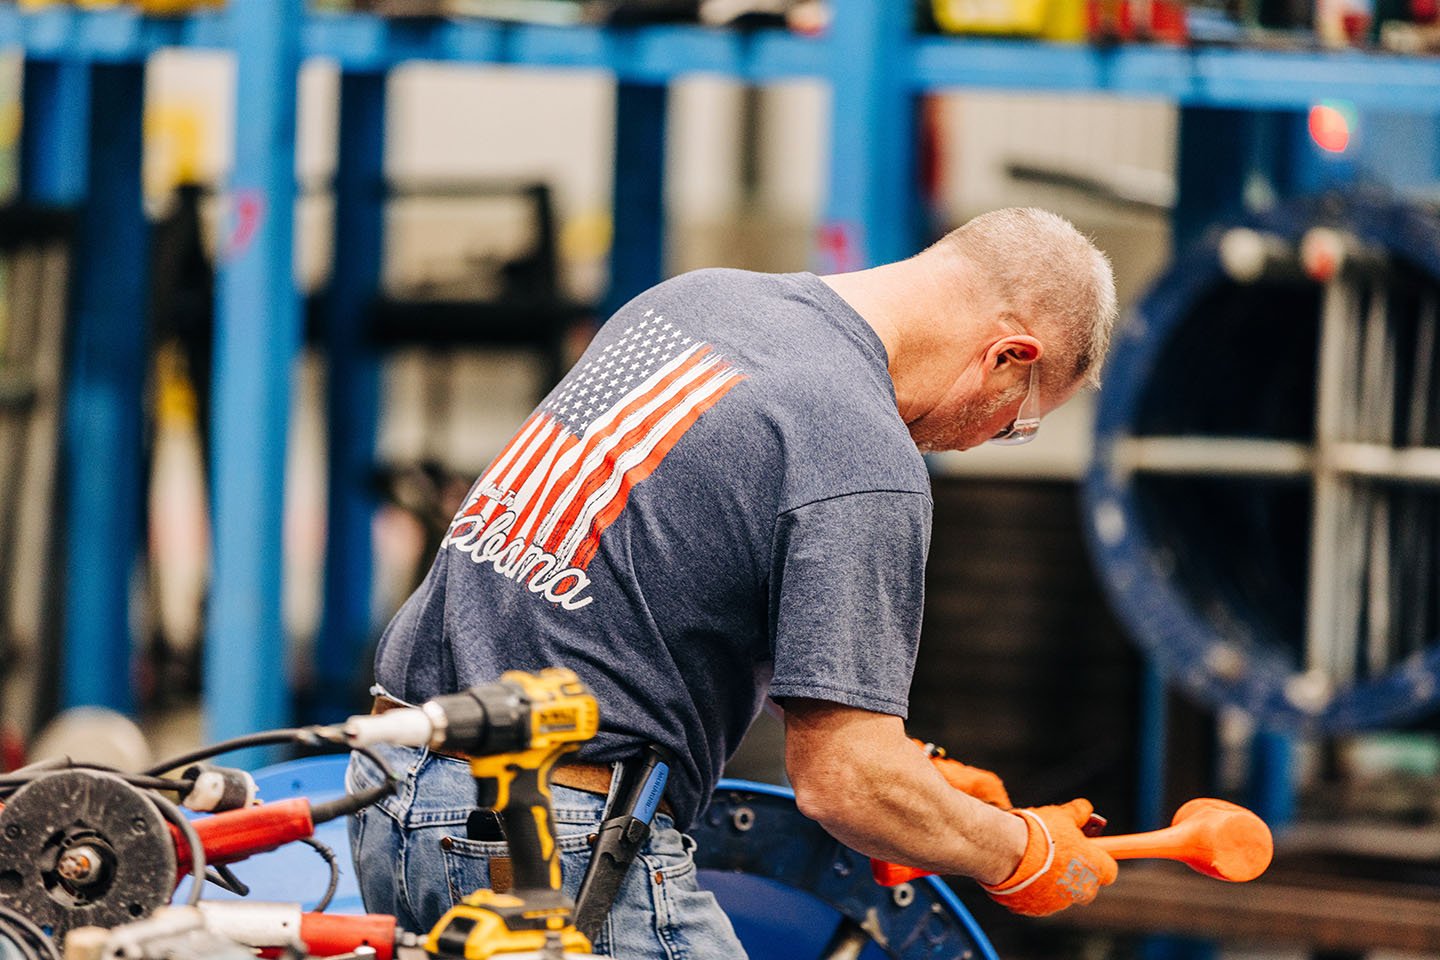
[985, 334, 1043, 372]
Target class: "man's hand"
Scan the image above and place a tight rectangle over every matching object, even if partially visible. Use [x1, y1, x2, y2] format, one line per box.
[982, 799, 1118, 917]
[913, 739, 1011, 808]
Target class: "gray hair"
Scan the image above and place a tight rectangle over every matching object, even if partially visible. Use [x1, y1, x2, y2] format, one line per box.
[931, 207, 1118, 390]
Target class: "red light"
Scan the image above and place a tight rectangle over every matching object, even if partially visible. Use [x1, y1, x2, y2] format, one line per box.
[1309, 104, 1352, 153]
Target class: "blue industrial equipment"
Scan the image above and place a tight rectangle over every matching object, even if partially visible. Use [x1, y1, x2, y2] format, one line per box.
[21, 57, 148, 719]
[11, 9, 1440, 109]
[1084, 192, 1440, 735]
[692, 780, 999, 960]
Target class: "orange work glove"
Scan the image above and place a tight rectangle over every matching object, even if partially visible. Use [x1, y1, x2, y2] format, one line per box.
[870, 741, 1012, 886]
[981, 799, 1118, 917]
[914, 739, 1011, 809]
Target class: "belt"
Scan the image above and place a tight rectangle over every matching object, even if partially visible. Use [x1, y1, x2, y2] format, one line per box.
[370, 694, 672, 818]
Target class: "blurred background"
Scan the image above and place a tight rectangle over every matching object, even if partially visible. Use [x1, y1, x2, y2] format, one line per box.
[2, 1, 1440, 957]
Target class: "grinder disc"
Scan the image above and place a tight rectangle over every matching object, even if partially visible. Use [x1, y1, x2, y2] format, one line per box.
[0, 770, 176, 936]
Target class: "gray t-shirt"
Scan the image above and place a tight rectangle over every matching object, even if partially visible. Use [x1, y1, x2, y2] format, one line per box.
[374, 268, 933, 828]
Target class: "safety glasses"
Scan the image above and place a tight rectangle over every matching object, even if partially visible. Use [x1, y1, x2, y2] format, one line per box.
[989, 360, 1041, 445]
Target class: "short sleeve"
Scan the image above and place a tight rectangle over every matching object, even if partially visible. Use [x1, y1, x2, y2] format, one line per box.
[767, 491, 932, 716]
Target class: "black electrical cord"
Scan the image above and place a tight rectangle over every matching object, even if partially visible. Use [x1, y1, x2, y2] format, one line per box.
[202, 870, 243, 896]
[0, 764, 196, 800]
[144, 730, 401, 806]
[0, 905, 61, 960]
[307, 743, 400, 824]
[7, 757, 66, 776]
[144, 729, 316, 778]
[145, 790, 206, 906]
[144, 728, 398, 908]
[300, 837, 340, 913]
[203, 864, 251, 898]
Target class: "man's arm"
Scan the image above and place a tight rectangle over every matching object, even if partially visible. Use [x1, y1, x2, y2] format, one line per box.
[782, 697, 1026, 886]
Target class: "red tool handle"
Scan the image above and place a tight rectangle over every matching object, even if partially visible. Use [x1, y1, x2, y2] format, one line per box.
[234, 911, 398, 960]
[300, 913, 398, 960]
[171, 797, 316, 875]
[872, 860, 929, 886]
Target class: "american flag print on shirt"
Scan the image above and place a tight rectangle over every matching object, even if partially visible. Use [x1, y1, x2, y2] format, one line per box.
[440, 310, 745, 612]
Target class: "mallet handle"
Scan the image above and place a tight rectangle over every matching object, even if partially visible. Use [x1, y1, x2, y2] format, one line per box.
[1093, 825, 1192, 861]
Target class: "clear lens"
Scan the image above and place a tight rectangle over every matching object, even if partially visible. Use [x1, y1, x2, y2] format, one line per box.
[989, 361, 1041, 446]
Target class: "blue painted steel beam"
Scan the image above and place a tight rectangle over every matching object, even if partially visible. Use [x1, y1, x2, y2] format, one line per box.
[1248, 729, 1295, 827]
[910, 38, 1440, 111]
[59, 65, 149, 715]
[823, 0, 922, 269]
[20, 61, 89, 206]
[1135, 665, 1168, 832]
[22, 60, 148, 716]
[605, 82, 667, 318]
[207, 0, 304, 749]
[312, 71, 386, 723]
[0, 8, 830, 82]
[1173, 108, 1288, 252]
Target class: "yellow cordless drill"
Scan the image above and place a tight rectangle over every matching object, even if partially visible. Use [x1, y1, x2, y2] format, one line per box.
[341, 669, 600, 959]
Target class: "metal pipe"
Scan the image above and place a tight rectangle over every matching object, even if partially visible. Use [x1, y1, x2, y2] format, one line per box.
[1304, 261, 1359, 687]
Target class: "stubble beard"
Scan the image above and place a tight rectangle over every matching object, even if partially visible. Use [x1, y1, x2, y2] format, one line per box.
[912, 385, 1022, 454]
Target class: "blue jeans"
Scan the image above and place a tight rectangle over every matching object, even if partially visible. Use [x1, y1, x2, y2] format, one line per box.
[346, 744, 747, 960]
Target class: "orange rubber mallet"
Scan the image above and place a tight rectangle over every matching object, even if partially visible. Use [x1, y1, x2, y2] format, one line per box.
[1093, 797, 1272, 882]
[871, 798, 1273, 887]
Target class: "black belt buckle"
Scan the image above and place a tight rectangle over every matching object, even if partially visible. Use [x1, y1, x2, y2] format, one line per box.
[572, 745, 675, 942]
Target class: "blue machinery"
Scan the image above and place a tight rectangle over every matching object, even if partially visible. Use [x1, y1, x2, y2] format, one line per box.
[14, 1, 1440, 810]
[692, 780, 998, 960]
[1088, 194, 1440, 734]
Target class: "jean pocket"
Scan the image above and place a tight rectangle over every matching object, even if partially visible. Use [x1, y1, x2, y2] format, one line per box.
[438, 830, 597, 904]
[652, 880, 741, 960]
[640, 826, 697, 880]
[644, 849, 744, 960]
[346, 745, 418, 823]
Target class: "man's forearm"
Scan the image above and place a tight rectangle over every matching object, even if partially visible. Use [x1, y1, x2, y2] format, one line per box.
[805, 755, 1027, 884]
[783, 699, 1026, 885]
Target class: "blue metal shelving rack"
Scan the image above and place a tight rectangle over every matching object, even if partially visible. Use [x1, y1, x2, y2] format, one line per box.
[13, 0, 1439, 748]
[11, 5, 1440, 104]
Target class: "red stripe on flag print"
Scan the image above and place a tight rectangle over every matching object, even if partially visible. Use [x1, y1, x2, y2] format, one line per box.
[497, 419, 563, 513]
[474, 418, 561, 527]
[569, 370, 743, 568]
[529, 348, 716, 548]
[538, 354, 730, 555]
[511, 346, 710, 545]
[550, 361, 740, 564]
[497, 421, 580, 546]
[440, 310, 747, 609]
[456, 412, 541, 517]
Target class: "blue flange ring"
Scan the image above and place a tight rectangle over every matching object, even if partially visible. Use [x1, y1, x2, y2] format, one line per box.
[1083, 191, 1440, 733]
